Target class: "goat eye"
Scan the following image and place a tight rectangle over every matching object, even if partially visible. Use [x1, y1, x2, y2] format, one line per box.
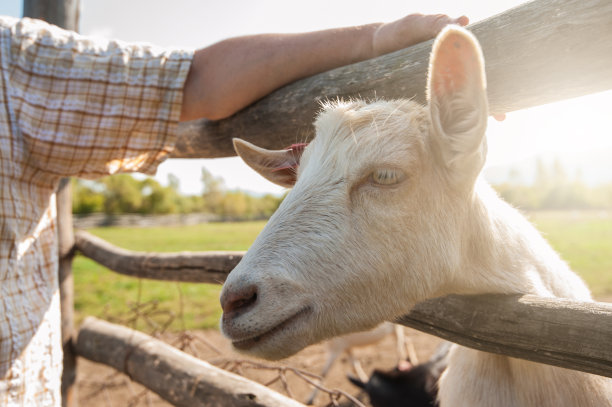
[370, 168, 405, 186]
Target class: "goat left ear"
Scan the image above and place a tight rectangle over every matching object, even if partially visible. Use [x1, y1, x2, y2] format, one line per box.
[427, 26, 488, 184]
[233, 138, 306, 188]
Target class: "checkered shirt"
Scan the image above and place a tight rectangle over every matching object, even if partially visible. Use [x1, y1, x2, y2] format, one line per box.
[0, 16, 192, 406]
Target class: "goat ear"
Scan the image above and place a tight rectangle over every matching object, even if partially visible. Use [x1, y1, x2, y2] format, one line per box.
[233, 138, 305, 188]
[427, 26, 488, 184]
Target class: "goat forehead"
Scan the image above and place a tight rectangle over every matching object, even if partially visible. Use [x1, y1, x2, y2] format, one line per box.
[304, 99, 428, 172]
[315, 99, 426, 142]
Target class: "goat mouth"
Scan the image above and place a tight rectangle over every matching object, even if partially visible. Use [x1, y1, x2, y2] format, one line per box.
[231, 307, 311, 351]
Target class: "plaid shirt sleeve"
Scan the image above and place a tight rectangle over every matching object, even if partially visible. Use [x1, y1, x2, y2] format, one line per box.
[0, 16, 193, 407]
[6, 16, 192, 181]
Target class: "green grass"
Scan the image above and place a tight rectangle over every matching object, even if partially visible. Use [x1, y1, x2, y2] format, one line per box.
[527, 211, 612, 299]
[75, 212, 612, 331]
[73, 221, 266, 331]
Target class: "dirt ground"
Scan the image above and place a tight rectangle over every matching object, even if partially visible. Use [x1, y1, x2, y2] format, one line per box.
[76, 326, 443, 407]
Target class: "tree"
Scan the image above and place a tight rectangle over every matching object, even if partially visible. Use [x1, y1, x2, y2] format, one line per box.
[220, 191, 250, 219]
[254, 193, 285, 218]
[71, 179, 104, 214]
[73, 170, 285, 217]
[101, 174, 143, 214]
[140, 178, 179, 214]
[201, 167, 225, 214]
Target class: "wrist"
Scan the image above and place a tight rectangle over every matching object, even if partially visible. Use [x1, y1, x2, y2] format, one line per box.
[356, 23, 384, 61]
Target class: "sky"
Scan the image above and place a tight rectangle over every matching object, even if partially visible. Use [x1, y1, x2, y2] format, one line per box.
[2, 0, 611, 195]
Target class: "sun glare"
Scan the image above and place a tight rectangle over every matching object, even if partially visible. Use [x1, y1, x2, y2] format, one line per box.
[486, 90, 612, 172]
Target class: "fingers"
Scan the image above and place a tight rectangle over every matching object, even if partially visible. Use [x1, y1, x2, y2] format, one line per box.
[372, 13, 471, 57]
[455, 15, 470, 27]
[427, 14, 469, 38]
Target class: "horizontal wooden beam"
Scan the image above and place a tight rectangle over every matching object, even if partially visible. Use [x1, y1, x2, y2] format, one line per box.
[74, 230, 240, 283]
[173, 0, 612, 158]
[76, 317, 305, 407]
[397, 294, 612, 378]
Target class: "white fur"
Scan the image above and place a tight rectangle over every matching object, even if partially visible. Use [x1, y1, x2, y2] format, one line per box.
[221, 26, 612, 406]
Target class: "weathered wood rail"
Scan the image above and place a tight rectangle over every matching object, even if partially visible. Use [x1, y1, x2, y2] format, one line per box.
[76, 317, 306, 407]
[75, 230, 242, 283]
[173, 0, 612, 158]
[399, 294, 612, 378]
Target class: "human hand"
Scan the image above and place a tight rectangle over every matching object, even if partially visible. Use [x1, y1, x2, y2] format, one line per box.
[372, 15, 506, 121]
[372, 14, 469, 57]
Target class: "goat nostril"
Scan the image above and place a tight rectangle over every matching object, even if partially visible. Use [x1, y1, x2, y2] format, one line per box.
[222, 286, 258, 314]
[233, 292, 257, 311]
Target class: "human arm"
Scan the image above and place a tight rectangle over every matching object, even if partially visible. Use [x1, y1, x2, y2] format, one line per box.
[180, 14, 468, 121]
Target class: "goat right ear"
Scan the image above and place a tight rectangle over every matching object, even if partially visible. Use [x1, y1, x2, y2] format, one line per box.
[233, 138, 306, 188]
[427, 26, 488, 185]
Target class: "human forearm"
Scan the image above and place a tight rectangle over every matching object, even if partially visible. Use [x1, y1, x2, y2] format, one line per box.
[181, 25, 380, 122]
[180, 14, 468, 121]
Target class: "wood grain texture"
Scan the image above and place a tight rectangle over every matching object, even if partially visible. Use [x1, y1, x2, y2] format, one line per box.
[74, 230, 241, 283]
[173, 0, 612, 158]
[76, 317, 306, 407]
[55, 179, 77, 407]
[396, 294, 612, 378]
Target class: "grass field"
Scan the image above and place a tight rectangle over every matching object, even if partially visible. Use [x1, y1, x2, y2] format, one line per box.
[74, 211, 612, 331]
[527, 211, 612, 299]
[73, 221, 266, 331]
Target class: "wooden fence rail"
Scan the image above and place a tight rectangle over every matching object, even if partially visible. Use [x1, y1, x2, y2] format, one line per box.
[74, 230, 242, 283]
[173, 0, 612, 158]
[398, 294, 612, 378]
[76, 317, 305, 407]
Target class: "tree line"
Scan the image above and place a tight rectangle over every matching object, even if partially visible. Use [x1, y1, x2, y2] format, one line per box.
[73, 160, 612, 219]
[493, 159, 612, 210]
[72, 168, 284, 220]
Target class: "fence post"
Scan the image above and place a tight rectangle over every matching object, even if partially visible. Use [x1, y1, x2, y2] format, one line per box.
[56, 179, 77, 407]
[23, 0, 80, 30]
[22, 3, 80, 406]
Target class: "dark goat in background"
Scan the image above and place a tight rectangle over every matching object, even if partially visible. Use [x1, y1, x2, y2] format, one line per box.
[348, 342, 451, 407]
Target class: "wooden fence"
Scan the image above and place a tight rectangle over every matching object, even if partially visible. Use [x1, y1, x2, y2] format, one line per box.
[22, 0, 612, 406]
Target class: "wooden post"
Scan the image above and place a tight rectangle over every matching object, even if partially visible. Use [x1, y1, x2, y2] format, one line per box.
[56, 179, 77, 407]
[23, 0, 80, 30]
[22, 3, 80, 406]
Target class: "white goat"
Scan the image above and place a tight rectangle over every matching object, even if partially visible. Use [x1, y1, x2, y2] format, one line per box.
[220, 26, 612, 406]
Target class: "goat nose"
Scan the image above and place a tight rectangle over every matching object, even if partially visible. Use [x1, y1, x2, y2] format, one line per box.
[221, 285, 258, 314]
